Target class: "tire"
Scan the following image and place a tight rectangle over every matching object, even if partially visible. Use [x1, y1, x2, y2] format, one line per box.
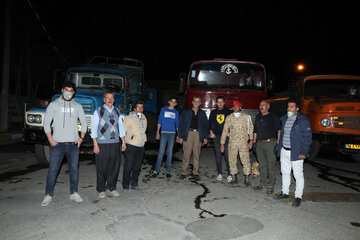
[144, 112, 157, 143]
[34, 144, 50, 166]
[308, 140, 321, 160]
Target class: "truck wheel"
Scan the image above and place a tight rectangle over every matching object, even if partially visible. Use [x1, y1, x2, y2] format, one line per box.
[308, 140, 321, 160]
[34, 144, 50, 165]
[144, 112, 157, 143]
[350, 154, 360, 162]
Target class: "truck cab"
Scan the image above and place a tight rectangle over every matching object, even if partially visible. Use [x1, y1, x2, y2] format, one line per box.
[268, 75, 360, 160]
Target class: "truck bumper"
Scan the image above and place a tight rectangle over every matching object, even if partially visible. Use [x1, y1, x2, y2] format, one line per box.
[313, 131, 360, 154]
[23, 126, 93, 147]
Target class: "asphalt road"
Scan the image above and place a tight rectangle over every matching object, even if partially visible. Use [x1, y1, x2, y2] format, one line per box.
[0, 142, 359, 240]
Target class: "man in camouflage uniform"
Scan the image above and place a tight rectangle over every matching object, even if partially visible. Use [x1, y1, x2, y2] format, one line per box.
[220, 100, 254, 186]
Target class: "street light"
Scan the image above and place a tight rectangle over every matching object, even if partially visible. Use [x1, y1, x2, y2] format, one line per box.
[297, 64, 305, 72]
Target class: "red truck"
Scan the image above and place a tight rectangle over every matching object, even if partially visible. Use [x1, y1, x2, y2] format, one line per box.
[179, 59, 270, 120]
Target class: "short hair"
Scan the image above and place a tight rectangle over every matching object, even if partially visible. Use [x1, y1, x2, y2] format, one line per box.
[261, 100, 270, 107]
[62, 81, 76, 91]
[103, 91, 115, 98]
[192, 96, 201, 101]
[134, 101, 145, 109]
[168, 96, 177, 102]
[287, 99, 300, 108]
[216, 96, 225, 101]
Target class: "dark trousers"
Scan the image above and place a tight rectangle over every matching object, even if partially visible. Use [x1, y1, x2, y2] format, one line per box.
[213, 136, 230, 175]
[257, 140, 277, 187]
[95, 143, 121, 192]
[122, 144, 144, 189]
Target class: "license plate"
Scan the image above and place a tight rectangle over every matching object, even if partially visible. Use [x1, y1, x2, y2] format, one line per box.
[345, 144, 360, 149]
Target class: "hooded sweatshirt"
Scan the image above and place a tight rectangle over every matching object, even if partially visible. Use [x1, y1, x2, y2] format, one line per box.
[43, 97, 87, 142]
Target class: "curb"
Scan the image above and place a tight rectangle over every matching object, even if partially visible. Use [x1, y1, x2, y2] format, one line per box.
[0, 132, 23, 144]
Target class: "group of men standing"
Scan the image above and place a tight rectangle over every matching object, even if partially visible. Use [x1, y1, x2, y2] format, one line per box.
[41, 82, 312, 208]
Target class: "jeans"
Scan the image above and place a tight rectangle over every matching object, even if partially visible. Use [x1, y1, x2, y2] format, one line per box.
[155, 133, 176, 172]
[123, 144, 144, 189]
[213, 136, 230, 175]
[45, 143, 80, 196]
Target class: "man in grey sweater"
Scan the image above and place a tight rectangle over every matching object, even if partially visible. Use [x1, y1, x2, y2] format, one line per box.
[41, 82, 87, 207]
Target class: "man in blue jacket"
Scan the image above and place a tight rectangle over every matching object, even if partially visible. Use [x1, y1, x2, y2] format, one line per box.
[178, 96, 209, 181]
[274, 100, 312, 207]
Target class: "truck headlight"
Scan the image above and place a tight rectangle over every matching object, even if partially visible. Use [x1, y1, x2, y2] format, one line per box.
[27, 115, 35, 123]
[320, 118, 330, 127]
[27, 114, 42, 123]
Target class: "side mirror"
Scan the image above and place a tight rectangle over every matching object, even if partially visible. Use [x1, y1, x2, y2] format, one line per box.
[178, 72, 186, 94]
[267, 73, 274, 90]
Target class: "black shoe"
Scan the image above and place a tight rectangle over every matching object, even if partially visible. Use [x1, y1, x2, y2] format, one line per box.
[229, 174, 238, 184]
[254, 185, 263, 190]
[150, 171, 158, 178]
[266, 188, 274, 194]
[292, 197, 302, 207]
[274, 192, 290, 200]
[192, 174, 201, 181]
[244, 175, 250, 187]
[180, 174, 187, 179]
[166, 172, 171, 178]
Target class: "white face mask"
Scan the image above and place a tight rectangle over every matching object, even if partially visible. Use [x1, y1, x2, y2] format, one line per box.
[287, 111, 296, 118]
[63, 92, 73, 101]
[234, 112, 241, 118]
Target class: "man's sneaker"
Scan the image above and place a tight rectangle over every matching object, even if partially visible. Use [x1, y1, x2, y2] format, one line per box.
[150, 171, 159, 178]
[70, 192, 83, 203]
[266, 188, 274, 194]
[98, 192, 106, 199]
[41, 195, 52, 207]
[217, 174, 223, 181]
[227, 175, 232, 183]
[166, 172, 171, 178]
[292, 197, 302, 207]
[274, 192, 290, 200]
[180, 174, 187, 179]
[109, 190, 119, 197]
[123, 188, 131, 193]
[192, 174, 201, 181]
[254, 185, 263, 190]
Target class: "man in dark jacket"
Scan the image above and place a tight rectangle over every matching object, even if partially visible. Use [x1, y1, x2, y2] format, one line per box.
[274, 100, 312, 207]
[178, 96, 209, 180]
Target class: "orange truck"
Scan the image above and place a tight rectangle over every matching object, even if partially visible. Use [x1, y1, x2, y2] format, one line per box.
[268, 75, 360, 160]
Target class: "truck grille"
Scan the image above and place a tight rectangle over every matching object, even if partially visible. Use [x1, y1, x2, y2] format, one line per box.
[332, 116, 360, 130]
[81, 103, 94, 114]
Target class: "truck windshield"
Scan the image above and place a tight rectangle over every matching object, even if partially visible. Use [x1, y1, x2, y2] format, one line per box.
[189, 62, 265, 90]
[304, 79, 360, 99]
[68, 72, 124, 91]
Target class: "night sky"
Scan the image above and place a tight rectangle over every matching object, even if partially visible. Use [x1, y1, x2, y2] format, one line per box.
[2, 0, 360, 96]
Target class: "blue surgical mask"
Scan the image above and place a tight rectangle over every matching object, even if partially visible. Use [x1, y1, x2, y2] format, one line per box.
[287, 111, 296, 118]
[137, 113, 142, 119]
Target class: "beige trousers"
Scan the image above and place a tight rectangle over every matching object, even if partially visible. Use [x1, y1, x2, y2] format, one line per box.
[181, 131, 202, 175]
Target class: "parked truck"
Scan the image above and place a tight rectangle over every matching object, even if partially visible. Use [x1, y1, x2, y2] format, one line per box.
[267, 75, 360, 160]
[178, 59, 271, 120]
[24, 57, 157, 165]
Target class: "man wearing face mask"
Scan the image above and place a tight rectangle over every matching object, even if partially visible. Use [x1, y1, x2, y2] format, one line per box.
[122, 101, 147, 191]
[274, 100, 312, 207]
[41, 82, 87, 207]
[220, 100, 254, 186]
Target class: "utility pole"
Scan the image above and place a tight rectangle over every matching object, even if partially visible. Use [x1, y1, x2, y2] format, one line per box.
[0, 0, 11, 132]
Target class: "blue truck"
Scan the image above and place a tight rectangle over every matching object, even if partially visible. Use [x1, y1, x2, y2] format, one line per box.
[24, 57, 157, 165]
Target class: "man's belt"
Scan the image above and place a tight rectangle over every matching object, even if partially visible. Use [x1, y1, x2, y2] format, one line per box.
[283, 146, 291, 151]
[259, 138, 276, 143]
[189, 128, 199, 132]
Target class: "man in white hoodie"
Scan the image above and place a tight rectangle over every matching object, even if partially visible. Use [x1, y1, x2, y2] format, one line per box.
[41, 82, 87, 206]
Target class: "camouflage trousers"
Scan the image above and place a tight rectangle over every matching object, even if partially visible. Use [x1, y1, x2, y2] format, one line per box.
[228, 141, 251, 175]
